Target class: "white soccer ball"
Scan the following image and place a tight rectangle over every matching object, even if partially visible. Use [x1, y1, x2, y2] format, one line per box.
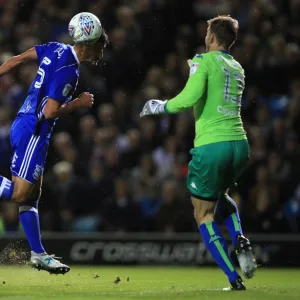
[68, 12, 103, 44]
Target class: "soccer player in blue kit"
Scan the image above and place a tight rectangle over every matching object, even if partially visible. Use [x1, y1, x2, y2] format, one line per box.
[0, 13, 108, 274]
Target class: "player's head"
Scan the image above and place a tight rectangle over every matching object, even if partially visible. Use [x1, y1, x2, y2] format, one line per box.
[205, 15, 239, 52]
[69, 12, 109, 65]
[74, 29, 109, 65]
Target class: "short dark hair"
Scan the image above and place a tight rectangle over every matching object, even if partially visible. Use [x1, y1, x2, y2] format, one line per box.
[207, 15, 239, 49]
[75, 28, 109, 47]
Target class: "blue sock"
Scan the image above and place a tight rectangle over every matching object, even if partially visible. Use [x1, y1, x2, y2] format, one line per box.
[19, 203, 45, 254]
[0, 176, 14, 200]
[223, 194, 243, 246]
[199, 221, 239, 282]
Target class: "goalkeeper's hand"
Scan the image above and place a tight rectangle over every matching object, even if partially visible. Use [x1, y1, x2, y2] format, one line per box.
[140, 99, 167, 117]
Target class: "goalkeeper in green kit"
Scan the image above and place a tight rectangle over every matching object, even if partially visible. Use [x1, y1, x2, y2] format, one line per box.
[140, 16, 257, 290]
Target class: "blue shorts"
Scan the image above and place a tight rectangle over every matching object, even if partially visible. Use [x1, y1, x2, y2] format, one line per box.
[10, 117, 49, 184]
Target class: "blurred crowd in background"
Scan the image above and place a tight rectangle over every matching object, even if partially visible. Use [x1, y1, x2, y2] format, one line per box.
[1, 0, 300, 234]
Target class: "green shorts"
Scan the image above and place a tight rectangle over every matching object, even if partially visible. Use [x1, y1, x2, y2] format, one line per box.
[187, 139, 250, 201]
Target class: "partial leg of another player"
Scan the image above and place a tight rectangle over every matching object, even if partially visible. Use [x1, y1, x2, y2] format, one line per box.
[192, 197, 246, 290]
[215, 190, 257, 279]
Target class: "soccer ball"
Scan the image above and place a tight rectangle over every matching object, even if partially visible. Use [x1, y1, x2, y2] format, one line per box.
[68, 12, 103, 44]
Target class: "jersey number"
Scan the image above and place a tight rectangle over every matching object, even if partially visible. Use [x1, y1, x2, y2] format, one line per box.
[222, 67, 245, 104]
[34, 57, 51, 89]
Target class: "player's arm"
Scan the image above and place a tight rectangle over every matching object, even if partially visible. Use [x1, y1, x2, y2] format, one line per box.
[140, 56, 208, 116]
[165, 60, 207, 113]
[43, 66, 95, 119]
[43, 93, 94, 119]
[0, 47, 37, 77]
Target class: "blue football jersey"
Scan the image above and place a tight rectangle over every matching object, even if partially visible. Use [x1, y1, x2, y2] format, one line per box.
[18, 42, 80, 137]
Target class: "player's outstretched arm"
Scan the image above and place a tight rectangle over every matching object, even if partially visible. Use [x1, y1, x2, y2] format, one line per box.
[43, 92, 94, 119]
[140, 57, 208, 117]
[0, 47, 37, 77]
[163, 59, 208, 114]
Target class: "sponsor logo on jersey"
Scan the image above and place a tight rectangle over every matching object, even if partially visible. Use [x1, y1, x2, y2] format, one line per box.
[190, 63, 199, 75]
[54, 46, 65, 59]
[62, 84, 73, 97]
[217, 106, 239, 116]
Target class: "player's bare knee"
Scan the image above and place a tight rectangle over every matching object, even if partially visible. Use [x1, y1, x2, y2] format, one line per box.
[11, 177, 34, 204]
[192, 197, 216, 225]
[193, 208, 205, 223]
[20, 186, 42, 207]
[11, 189, 30, 203]
[193, 208, 197, 220]
[194, 209, 214, 225]
[199, 213, 214, 225]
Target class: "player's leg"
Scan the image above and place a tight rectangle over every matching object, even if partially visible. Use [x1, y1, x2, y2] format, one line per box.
[18, 160, 70, 274]
[0, 176, 14, 201]
[215, 139, 249, 246]
[2, 175, 51, 255]
[187, 143, 245, 290]
[17, 176, 45, 254]
[1, 174, 68, 273]
[216, 190, 256, 279]
[7, 118, 47, 253]
[7, 121, 70, 274]
[20, 176, 69, 274]
[215, 189, 243, 246]
[192, 197, 245, 290]
[219, 140, 256, 279]
[7, 121, 46, 253]
[11, 176, 70, 274]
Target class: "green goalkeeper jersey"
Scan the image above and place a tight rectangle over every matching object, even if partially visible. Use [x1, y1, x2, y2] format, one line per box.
[165, 50, 247, 147]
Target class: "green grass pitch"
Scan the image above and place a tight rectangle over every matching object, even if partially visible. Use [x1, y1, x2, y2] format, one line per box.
[0, 266, 299, 299]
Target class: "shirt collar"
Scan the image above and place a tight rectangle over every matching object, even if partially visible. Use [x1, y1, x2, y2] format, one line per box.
[219, 50, 230, 55]
[71, 46, 80, 64]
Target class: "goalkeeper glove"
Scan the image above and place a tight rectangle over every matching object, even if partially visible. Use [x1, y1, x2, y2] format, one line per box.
[140, 99, 167, 117]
